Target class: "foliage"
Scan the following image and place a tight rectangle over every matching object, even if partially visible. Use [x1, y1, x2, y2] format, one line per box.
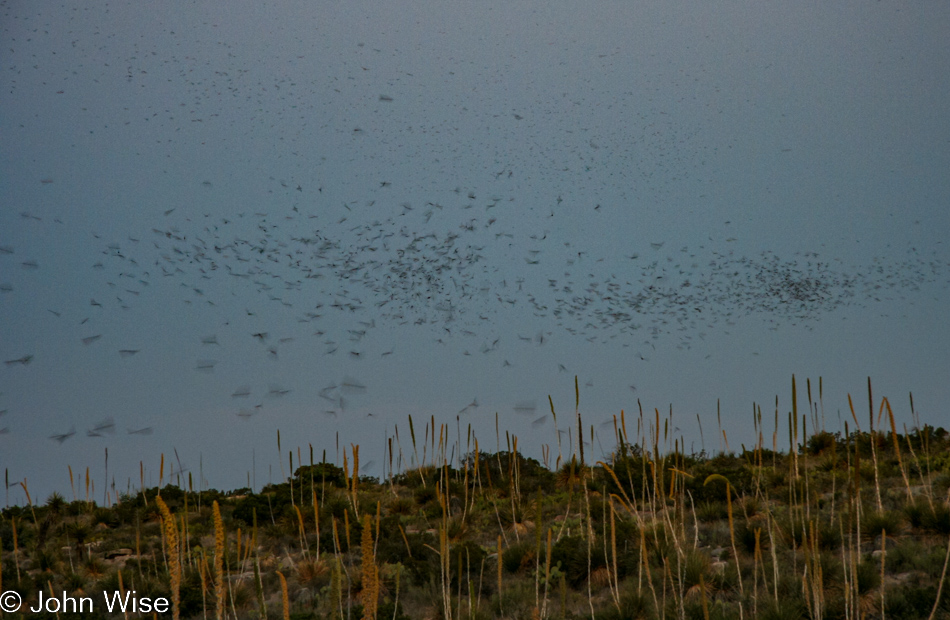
[4, 419, 950, 619]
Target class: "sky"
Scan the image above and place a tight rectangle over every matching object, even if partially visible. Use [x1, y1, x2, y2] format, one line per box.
[2, 0, 949, 504]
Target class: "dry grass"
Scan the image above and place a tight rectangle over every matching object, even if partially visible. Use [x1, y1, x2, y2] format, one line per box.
[2, 376, 950, 619]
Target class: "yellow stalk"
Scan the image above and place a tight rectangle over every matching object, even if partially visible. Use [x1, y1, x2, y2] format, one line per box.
[884, 398, 913, 501]
[118, 569, 129, 620]
[360, 514, 378, 620]
[398, 524, 413, 559]
[295, 504, 307, 556]
[598, 461, 635, 515]
[497, 535, 503, 608]
[277, 570, 290, 620]
[314, 490, 321, 560]
[12, 517, 21, 584]
[213, 500, 225, 620]
[344, 510, 352, 550]
[704, 474, 743, 597]
[351, 444, 361, 517]
[156, 496, 180, 620]
[236, 526, 242, 569]
[610, 499, 620, 610]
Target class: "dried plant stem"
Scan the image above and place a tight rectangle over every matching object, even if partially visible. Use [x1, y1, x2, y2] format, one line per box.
[156, 496, 181, 620]
[277, 570, 290, 620]
[213, 500, 225, 620]
[12, 517, 21, 584]
[928, 529, 950, 620]
[884, 398, 913, 501]
[361, 514, 379, 620]
[497, 535, 503, 612]
[705, 474, 744, 599]
[868, 380, 884, 513]
[880, 529, 887, 620]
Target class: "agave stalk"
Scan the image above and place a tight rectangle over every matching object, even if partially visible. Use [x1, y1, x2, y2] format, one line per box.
[549, 396, 562, 468]
[880, 529, 887, 620]
[117, 569, 130, 620]
[313, 490, 322, 560]
[12, 517, 21, 584]
[360, 514, 378, 620]
[883, 398, 913, 501]
[351, 444, 361, 517]
[929, 529, 950, 620]
[867, 379, 884, 513]
[198, 551, 209, 620]
[277, 570, 290, 620]
[295, 504, 308, 557]
[608, 498, 621, 612]
[156, 496, 181, 620]
[329, 557, 343, 620]
[704, 474, 744, 599]
[496, 535, 503, 612]
[213, 500, 225, 620]
[541, 528, 553, 619]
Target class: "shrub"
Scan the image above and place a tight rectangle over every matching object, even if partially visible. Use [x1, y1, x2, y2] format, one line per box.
[696, 501, 729, 523]
[386, 496, 415, 515]
[807, 431, 839, 456]
[597, 588, 652, 620]
[884, 584, 941, 619]
[295, 462, 347, 488]
[862, 509, 903, 540]
[230, 493, 272, 526]
[548, 535, 586, 587]
[920, 501, 950, 534]
[413, 485, 438, 506]
[759, 600, 807, 620]
[855, 560, 880, 596]
[449, 539, 486, 586]
[376, 530, 439, 587]
[501, 539, 535, 574]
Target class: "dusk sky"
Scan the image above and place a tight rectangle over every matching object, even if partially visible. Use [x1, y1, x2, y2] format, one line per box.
[2, 0, 949, 504]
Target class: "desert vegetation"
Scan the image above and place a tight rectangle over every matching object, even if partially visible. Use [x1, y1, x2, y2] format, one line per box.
[2, 377, 950, 619]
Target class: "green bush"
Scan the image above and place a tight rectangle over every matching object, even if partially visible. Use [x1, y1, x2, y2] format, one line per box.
[759, 600, 807, 620]
[862, 508, 903, 540]
[696, 501, 729, 523]
[855, 560, 880, 596]
[294, 462, 347, 488]
[230, 493, 272, 525]
[501, 539, 535, 574]
[596, 588, 653, 620]
[885, 584, 942, 619]
[806, 431, 840, 456]
[413, 485, 438, 506]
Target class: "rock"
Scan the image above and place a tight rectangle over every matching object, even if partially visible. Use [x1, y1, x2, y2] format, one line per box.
[104, 548, 134, 560]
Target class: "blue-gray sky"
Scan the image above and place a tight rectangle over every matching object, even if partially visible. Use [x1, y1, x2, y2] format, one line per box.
[2, 0, 949, 503]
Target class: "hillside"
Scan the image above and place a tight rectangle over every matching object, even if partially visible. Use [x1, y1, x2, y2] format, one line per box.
[3, 402, 950, 619]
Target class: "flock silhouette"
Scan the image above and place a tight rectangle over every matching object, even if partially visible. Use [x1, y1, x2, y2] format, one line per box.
[3, 179, 945, 443]
[1, 0, 947, 453]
